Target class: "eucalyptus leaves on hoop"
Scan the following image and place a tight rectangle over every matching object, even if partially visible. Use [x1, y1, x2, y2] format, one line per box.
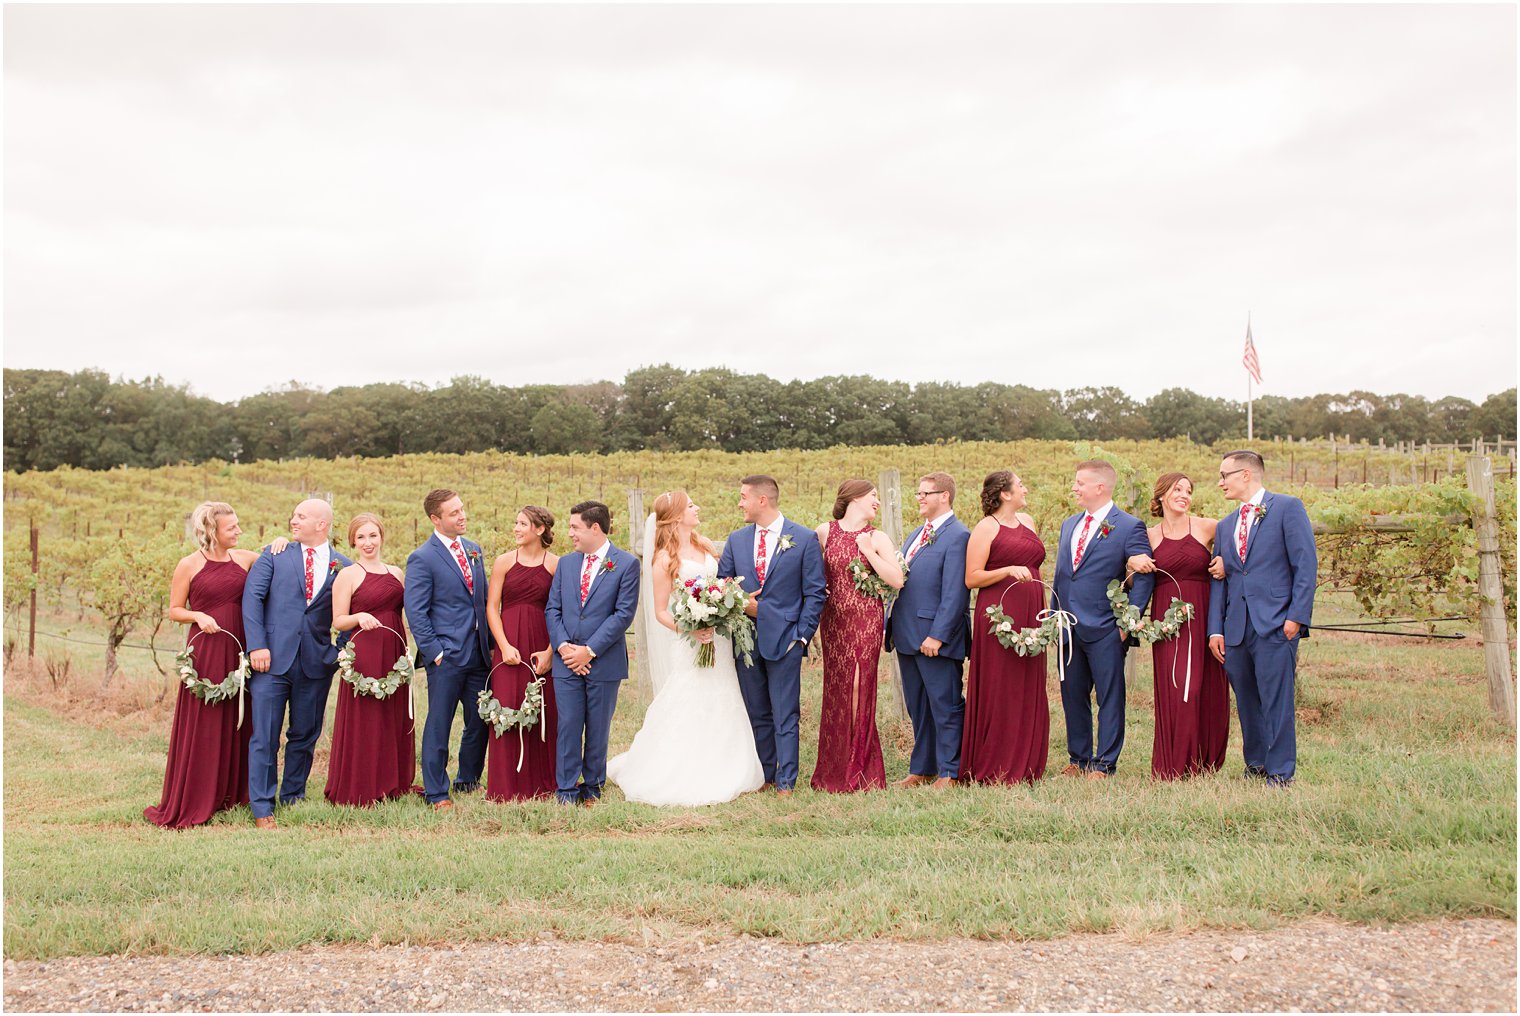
[174, 628, 250, 725]
[982, 578, 1078, 680]
[335, 623, 415, 718]
[1108, 568, 1198, 701]
[477, 661, 549, 771]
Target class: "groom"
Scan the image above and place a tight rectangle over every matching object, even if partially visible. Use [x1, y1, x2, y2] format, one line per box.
[545, 500, 640, 806]
[1052, 460, 1154, 779]
[717, 475, 826, 797]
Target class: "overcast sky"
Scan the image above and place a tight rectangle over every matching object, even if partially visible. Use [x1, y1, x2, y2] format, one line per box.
[4, 4, 1516, 404]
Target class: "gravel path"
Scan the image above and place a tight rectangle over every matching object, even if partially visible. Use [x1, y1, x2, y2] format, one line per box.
[5, 918, 1512, 1012]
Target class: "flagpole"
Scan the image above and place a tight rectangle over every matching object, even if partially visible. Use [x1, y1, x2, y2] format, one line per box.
[1246, 312, 1254, 441]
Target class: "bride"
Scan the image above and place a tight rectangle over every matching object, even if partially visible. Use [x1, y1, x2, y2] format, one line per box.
[607, 490, 766, 806]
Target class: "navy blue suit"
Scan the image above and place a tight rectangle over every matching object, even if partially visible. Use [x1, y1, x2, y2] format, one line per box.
[1208, 491, 1316, 783]
[1051, 506, 1153, 774]
[886, 514, 971, 779]
[545, 543, 641, 802]
[404, 534, 492, 803]
[717, 519, 827, 790]
[241, 542, 351, 818]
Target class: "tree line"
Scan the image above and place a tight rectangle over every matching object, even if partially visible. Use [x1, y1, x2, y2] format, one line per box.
[3, 366, 1515, 472]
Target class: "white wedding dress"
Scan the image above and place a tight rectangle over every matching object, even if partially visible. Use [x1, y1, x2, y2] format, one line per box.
[607, 551, 765, 806]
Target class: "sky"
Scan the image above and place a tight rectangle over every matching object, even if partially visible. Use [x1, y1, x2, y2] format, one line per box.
[4, 4, 1516, 404]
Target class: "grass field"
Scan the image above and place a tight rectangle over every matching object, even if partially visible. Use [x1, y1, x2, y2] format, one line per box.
[3, 623, 1513, 960]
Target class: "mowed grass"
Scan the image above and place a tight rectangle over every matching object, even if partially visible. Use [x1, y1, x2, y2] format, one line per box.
[3, 633, 1514, 959]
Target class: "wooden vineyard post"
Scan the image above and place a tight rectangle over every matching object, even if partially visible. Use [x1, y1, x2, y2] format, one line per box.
[627, 489, 653, 702]
[878, 468, 909, 722]
[28, 521, 39, 661]
[1465, 457, 1516, 727]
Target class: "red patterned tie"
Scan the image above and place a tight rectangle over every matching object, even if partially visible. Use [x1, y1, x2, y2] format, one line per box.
[907, 523, 933, 562]
[755, 529, 769, 586]
[1238, 507, 1251, 561]
[450, 540, 474, 593]
[1072, 515, 1095, 569]
[304, 547, 315, 601]
[580, 554, 598, 604]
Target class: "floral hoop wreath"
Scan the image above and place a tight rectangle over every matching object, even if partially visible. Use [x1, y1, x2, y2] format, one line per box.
[1108, 568, 1197, 700]
[335, 624, 416, 720]
[175, 628, 250, 726]
[476, 660, 548, 772]
[982, 579, 1078, 683]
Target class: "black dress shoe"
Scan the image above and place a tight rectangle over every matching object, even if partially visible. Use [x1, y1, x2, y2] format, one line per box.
[452, 781, 481, 794]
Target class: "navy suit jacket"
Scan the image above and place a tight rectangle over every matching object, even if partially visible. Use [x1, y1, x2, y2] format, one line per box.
[404, 535, 491, 667]
[242, 543, 351, 678]
[545, 543, 641, 682]
[887, 515, 972, 660]
[1052, 507, 1154, 643]
[716, 519, 827, 661]
[1208, 491, 1317, 645]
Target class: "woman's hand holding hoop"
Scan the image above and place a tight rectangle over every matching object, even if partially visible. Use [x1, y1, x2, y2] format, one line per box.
[355, 612, 381, 631]
[1127, 554, 1156, 574]
[1008, 565, 1033, 582]
[195, 612, 221, 634]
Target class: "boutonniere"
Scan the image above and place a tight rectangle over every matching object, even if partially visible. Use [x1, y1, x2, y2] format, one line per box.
[1252, 503, 1268, 523]
[775, 534, 796, 554]
[1097, 519, 1115, 540]
[467, 549, 483, 568]
[920, 526, 938, 547]
[600, 555, 617, 574]
[327, 558, 341, 575]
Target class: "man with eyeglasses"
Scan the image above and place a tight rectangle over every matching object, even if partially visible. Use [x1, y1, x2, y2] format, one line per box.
[1053, 460, 1154, 781]
[1207, 450, 1317, 788]
[886, 472, 972, 789]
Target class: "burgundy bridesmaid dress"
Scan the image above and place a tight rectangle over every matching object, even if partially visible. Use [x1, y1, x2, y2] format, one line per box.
[1150, 533, 1231, 779]
[325, 569, 416, 806]
[811, 521, 887, 793]
[960, 524, 1049, 785]
[485, 561, 558, 801]
[145, 557, 253, 828]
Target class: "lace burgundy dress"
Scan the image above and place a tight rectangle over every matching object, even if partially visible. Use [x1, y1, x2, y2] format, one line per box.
[811, 521, 886, 793]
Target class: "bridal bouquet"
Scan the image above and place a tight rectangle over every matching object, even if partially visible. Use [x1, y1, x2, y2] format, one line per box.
[669, 576, 757, 668]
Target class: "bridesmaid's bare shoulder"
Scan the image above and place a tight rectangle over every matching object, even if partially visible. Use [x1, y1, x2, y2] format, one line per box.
[386, 563, 405, 582]
[543, 551, 560, 575]
[1015, 512, 1037, 532]
[971, 515, 1001, 536]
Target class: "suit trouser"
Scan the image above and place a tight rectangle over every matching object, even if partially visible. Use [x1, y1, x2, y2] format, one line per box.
[897, 652, 965, 778]
[420, 640, 489, 803]
[1059, 628, 1127, 773]
[248, 666, 333, 818]
[735, 643, 805, 789]
[1225, 615, 1299, 781]
[553, 672, 622, 802]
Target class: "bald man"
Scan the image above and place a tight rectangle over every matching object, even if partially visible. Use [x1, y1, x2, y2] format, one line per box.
[242, 498, 351, 828]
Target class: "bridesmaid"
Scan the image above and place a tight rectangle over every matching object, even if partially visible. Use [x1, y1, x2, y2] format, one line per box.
[811, 480, 903, 793]
[1129, 472, 1230, 779]
[485, 506, 560, 801]
[146, 502, 259, 828]
[960, 470, 1049, 785]
[327, 512, 416, 806]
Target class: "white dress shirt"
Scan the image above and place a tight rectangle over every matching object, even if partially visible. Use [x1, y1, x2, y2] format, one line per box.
[754, 516, 786, 574]
[1069, 500, 1114, 569]
[300, 541, 331, 603]
[908, 509, 956, 559]
[1236, 488, 1267, 553]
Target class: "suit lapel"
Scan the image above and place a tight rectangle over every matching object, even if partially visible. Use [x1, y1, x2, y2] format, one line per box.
[583, 548, 619, 610]
[429, 535, 472, 592]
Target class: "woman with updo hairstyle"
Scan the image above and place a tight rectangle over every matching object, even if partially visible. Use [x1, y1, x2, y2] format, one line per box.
[1126, 472, 1229, 779]
[146, 502, 261, 828]
[325, 512, 416, 806]
[484, 505, 561, 800]
[809, 479, 903, 792]
[959, 470, 1049, 785]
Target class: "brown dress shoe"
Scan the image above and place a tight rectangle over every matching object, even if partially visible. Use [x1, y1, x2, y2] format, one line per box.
[1058, 763, 1084, 777]
[1086, 770, 1108, 781]
[254, 816, 276, 829]
[432, 799, 455, 812]
[891, 774, 933, 788]
[931, 777, 957, 789]
[775, 789, 793, 798]
[581, 797, 599, 808]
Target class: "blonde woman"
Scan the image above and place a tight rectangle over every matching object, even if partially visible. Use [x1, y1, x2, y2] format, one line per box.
[145, 502, 260, 828]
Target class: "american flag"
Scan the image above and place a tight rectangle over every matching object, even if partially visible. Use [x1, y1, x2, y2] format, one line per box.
[1242, 322, 1263, 384]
